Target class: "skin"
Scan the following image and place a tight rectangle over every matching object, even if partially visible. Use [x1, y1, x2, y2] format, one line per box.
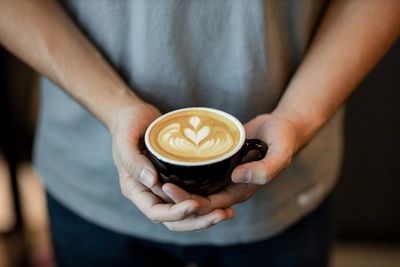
[0, 0, 399, 232]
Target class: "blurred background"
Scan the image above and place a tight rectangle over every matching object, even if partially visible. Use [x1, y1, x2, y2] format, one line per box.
[0, 39, 399, 267]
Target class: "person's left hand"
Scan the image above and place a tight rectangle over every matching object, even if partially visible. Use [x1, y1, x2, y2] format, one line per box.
[161, 113, 302, 231]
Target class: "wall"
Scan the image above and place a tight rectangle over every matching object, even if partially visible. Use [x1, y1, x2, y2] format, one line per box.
[334, 39, 400, 242]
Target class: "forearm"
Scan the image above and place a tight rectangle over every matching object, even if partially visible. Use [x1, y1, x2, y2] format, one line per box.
[273, 0, 400, 149]
[0, 0, 141, 130]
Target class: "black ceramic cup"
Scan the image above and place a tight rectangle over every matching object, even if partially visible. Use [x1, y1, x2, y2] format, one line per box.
[144, 107, 267, 195]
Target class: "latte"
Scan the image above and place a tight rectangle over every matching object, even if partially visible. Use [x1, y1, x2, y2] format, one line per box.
[147, 109, 242, 162]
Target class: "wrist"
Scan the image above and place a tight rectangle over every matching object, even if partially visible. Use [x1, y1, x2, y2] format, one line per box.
[101, 87, 144, 132]
[108, 99, 160, 138]
[271, 106, 328, 151]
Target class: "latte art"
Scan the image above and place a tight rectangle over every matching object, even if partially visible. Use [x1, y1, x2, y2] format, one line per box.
[158, 116, 234, 159]
[148, 109, 241, 162]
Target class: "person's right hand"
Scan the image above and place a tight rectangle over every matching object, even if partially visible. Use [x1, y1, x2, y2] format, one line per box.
[110, 102, 234, 230]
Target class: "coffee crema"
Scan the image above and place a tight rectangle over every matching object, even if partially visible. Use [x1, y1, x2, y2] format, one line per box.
[148, 109, 241, 162]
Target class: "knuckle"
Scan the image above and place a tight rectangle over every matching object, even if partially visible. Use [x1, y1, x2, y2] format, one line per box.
[121, 189, 129, 198]
[147, 212, 161, 224]
[125, 161, 137, 176]
[119, 175, 139, 198]
[119, 183, 130, 198]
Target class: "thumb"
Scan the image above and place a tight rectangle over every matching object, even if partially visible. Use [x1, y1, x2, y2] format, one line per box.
[113, 125, 158, 188]
[231, 150, 292, 185]
[126, 154, 158, 188]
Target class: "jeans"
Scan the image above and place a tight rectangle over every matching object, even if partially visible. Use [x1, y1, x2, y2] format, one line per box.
[47, 193, 332, 267]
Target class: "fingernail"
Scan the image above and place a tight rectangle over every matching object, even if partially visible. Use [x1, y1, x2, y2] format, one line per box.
[254, 171, 269, 185]
[232, 169, 250, 183]
[139, 168, 155, 188]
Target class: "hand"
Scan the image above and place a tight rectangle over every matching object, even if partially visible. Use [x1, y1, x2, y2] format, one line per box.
[163, 113, 301, 224]
[231, 113, 300, 184]
[111, 102, 233, 231]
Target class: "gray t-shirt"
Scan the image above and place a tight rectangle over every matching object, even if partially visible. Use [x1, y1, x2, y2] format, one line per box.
[34, 0, 343, 245]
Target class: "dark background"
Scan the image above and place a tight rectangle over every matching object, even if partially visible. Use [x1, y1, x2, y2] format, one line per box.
[0, 39, 399, 244]
[334, 39, 400, 242]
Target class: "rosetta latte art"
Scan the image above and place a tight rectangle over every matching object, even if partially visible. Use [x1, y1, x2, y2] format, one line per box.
[157, 116, 234, 159]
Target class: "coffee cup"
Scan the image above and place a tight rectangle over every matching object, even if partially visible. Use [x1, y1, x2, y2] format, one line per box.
[144, 107, 267, 195]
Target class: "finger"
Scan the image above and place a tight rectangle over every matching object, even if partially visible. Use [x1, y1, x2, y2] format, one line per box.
[119, 141, 168, 201]
[114, 126, 158, 189]
[147, 200, 200, 223]
[162, 183, 193, 203]
[124, 177, 200, 223]
[231, 147, 292, 184]
[199, 183, 260, 214]
[163, 208, 235, 232]
[151, 182, 173, 203]
[137, 149, 171, 202]
[162, 183, 211, 214]
[130, 155, 157, 189]
[243, 114, 271, 138]
[163, 183, 253, 215]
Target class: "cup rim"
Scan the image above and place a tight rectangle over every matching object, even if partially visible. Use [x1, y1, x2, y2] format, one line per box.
[144, 107, 246, 166]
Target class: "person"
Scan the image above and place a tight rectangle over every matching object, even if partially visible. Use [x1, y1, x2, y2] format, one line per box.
[1, 0, 399, 266]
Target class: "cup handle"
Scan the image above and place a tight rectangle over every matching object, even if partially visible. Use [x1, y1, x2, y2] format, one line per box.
[240, 139, 267, 161]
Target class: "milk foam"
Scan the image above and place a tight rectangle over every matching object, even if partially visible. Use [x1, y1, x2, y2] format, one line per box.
[155, 115, 235, 160]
